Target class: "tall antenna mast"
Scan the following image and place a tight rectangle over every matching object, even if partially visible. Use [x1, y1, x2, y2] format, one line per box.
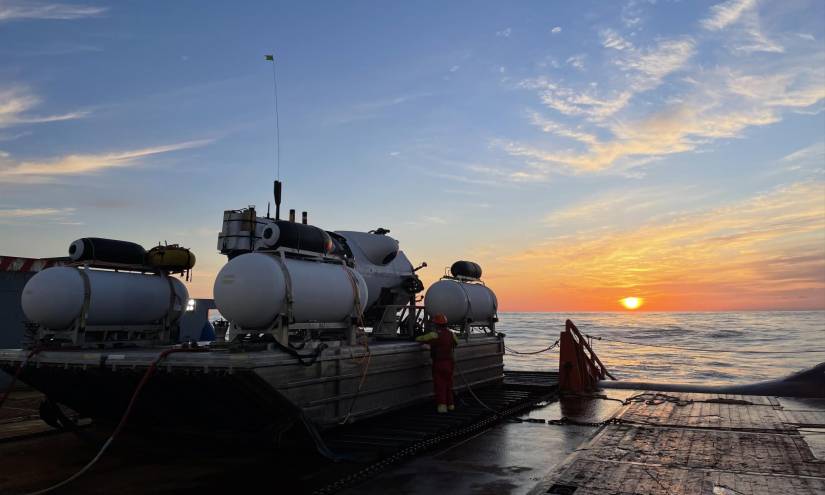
[265, 54, 283, 220]
[264, 54, 281, 180]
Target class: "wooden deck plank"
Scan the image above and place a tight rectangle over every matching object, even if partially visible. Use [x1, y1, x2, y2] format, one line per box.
[617, 395, 793, 431]
[533, 458, 825, 495]
[531, 393, 825, 495]
[780, 410, 825, 427]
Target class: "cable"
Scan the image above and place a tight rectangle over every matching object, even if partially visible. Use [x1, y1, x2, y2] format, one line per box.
[24, 347, 205, 495]
[504, 339, 559, 355]
[585, 335, 825, 354]
[455, 363, 499, 416]
[0, 347, 41, 410]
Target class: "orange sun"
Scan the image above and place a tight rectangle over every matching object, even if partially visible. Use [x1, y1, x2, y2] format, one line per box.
[620, 297, 643, 310]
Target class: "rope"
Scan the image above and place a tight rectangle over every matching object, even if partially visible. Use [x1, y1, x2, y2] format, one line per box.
[585, 335, 825, 354]
[504, 339, 559, 355]
[339, 265, 371, 424]
[24, 347, 206, 495]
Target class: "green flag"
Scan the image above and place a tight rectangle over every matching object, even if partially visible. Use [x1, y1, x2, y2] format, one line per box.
[265, 54, 274, 61]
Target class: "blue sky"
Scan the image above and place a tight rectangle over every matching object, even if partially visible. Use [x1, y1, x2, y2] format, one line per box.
[1, 0, 823, 309]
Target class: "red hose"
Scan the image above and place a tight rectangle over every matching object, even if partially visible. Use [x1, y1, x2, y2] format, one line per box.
[24, 346, 206, 495]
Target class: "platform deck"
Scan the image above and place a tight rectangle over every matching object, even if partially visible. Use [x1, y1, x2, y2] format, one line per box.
[530, 391, 825, 495]
[0, 371, 560, 494]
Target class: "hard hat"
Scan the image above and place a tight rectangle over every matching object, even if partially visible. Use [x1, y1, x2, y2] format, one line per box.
[432, 313, 448, 325]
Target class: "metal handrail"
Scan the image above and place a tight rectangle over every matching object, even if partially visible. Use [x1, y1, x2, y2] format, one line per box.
[565, 319, 616, 380]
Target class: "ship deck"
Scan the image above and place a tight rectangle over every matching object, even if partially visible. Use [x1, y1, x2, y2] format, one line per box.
[1, 373, 824, 494]
[529, 390, 825, 495]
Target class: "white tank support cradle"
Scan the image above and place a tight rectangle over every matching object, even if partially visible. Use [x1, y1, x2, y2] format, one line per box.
[213, 253, 368, 330]
[424, 279, 497, 326]
[21, 267, 188, 329]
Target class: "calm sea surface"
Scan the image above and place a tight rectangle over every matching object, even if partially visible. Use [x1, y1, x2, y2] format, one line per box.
[500, 311, 825, 386]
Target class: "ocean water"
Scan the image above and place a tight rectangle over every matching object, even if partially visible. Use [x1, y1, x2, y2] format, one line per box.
[500, 312, 825, 386]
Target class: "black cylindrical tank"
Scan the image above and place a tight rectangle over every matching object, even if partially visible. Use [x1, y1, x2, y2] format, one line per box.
[271, 220, 333, 254]
[450, 260, 482, 279]
[68, 238, 147, 265]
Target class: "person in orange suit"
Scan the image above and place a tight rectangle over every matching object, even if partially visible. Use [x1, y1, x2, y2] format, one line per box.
[416, 313, 459, 413]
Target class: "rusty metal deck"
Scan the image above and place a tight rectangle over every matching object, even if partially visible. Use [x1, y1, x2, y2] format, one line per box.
[530, 391, 825, 495]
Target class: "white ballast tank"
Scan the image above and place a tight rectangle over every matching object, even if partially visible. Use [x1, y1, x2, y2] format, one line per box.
[213, 253, 368, 329]
[22, 267, 188, 329]
[424, 279, 497, 325]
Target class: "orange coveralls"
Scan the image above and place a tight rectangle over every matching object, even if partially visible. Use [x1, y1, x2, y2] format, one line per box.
[416, 327, 459, 408]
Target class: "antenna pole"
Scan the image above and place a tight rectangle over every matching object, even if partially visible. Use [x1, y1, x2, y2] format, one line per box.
[265, 54, 281, 180]
[274, 180, 282, 220]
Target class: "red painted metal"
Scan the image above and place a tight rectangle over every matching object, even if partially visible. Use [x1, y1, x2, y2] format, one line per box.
[0, 256, 65, 272]
[558, 319, 615, 393]
[0, 257, 13, 271]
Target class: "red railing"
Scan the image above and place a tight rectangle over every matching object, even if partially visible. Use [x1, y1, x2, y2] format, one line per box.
[558, 319, 615, 392]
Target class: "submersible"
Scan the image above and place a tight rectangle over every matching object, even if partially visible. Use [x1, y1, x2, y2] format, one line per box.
[0, 180, 504, 437]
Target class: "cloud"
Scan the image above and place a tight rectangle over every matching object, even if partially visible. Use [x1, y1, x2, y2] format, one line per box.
[701, 0, 782, 53]
[506, 0, 822, 175]
[615, 38, 695, 92]
[551, 26, 562, 34]
[522, 36, 693, 124]
[449, 65, 460, 73]
[465, 163, 550, 183]
[0, 139, 213, 183]
[780, 141, 825, 173]
[566, 54, 586, 71]
[496, 27, 512, 38]
[14, 43, 103, 56]
[0, 87, 89, 128]
[528, 111, 598, 146]
[0, 2, 106, 22]
[701, 0, 756, 31]
[421, 215, 447, 225]
[496, 181, 825, 310]
[324, 92, 430, 126]
[0, 207, 75, 218]
[601, 29, 633, 51]
[502, 94, 785, 174]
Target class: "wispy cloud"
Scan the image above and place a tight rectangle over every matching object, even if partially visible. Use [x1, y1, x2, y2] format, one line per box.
[0, 139, 213, 183]
[701, 0, 756, 31]
[13, 42, 103, 56]
[494, 181, 825, 310]
[601, 29, 633, 51]
[702, 0, 782, 53]
[551, 26, 562, 34]
[496, 27, 512, 38]
[0, 87, 89, 128]
[566, 54, 586, 71]
[504, 0, 821, 175]
[521, 36, 693, 124]
[0, 207, 74, 218]
[324, 92, 431, 126]
[0, 206, 78, 225]
[0, 1, 106, 22]
[780, 141, 825, 174]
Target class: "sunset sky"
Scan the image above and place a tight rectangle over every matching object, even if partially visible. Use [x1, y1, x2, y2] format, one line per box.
[1, 0, 823, 311]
